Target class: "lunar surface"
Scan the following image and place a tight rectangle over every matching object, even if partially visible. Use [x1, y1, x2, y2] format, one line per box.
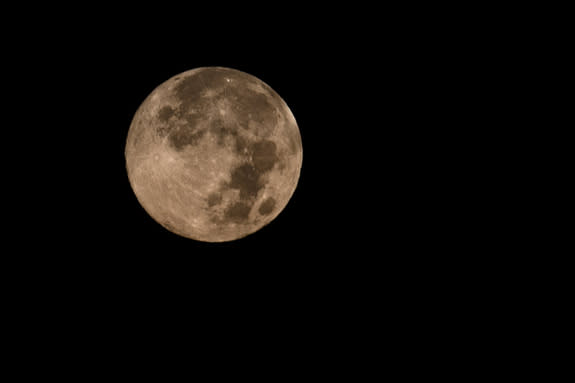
[125, 67, 303, 242]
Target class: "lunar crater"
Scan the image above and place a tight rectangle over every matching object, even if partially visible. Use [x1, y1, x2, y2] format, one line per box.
[258, 197, 276, 216]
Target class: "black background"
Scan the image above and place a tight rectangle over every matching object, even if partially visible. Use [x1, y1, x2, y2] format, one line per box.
[7, 4, 502, 275]
[0, 5, 553, 377]
[4, 5, 532, 372]
[7, 6, 506, 328]
[10, 6, 446, 295]
[13, 5, 483, 271]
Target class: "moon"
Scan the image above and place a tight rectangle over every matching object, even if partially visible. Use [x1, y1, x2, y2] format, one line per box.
[125, 67, 303, 242]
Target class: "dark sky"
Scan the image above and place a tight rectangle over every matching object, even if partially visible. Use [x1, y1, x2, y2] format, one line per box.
[5, 8, 505, 352]
[19, 4, 474, 257]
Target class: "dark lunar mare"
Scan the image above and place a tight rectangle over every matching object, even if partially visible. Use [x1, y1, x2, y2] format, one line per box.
[251, 140, 278, 172]
[229, 163, 261, 200]
[258, 197, 276, 216]
[219, 138, 279, 223]
[168, 124, 206, 150]
[156, 70, 218, 148]
[207, 192, 223, 207]
[157, 105, 175, 122]
[224, 201, 252, 223]
[160, 68, 282, 154]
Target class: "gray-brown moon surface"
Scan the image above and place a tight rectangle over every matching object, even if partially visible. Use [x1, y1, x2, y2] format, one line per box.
[125, 67, 303, 242]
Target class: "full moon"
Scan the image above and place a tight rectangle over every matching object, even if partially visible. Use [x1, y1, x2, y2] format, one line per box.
[125, 67, 303, 242]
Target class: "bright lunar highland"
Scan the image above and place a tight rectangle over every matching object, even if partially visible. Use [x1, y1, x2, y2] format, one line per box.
[125, 67, 303, 242]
